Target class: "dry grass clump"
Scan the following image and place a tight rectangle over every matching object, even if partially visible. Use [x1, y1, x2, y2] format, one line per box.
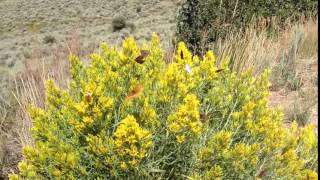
[287, 87, 318, 126]
[0, 50, 69, 178]
[221, 17, 317, 126]
[14, 30, 97, 145]
[0, 30, 97, 177]
[43, 35, 56, 44]
[211, 25, 281, 76]
[0, 71, 22, 178]
[206, 17, 318, 126]
[210, 17, 317, 78]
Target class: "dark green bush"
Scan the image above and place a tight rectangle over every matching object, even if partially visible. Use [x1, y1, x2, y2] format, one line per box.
[176, 0, 318, 55]
[43, 35, 56, 44]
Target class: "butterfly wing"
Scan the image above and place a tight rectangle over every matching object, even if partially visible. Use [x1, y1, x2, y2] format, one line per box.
[180, 50, 184, 59]
[125, 84, 144, 101]
[200, 113, 208, 123]
[215, 68, 224, 73]
[135, 50, 150, 64]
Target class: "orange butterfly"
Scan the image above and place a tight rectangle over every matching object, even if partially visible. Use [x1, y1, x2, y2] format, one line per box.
[124, 84, 144, 101]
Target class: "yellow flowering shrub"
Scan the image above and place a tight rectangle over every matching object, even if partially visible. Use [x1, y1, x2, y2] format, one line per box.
[10, 34, 317, 179]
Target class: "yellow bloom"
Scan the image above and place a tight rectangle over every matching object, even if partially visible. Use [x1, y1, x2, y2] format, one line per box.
[51, 168, 62, 177]
[8, 174, 19, 180]
[120, 162, 128, 170]
[176, 42, 193, 64]
[211, 165, 223, 177]
[300, 123, 317, 150]
[141, 99, 159, 129]
[167, 94, 202, 143]
[176, 135, 186, 144]
[74, 101, 86, 114]
[66, 153, 77, 167]
[114, 115, 152, 168]
[205, 165, 223, 178]
[83, 116, 93, 125]
[98, 96, 113, 109]
[75, 123, 85, 132]
[306, 170, 318, 180]
[128, 159, 138, 167]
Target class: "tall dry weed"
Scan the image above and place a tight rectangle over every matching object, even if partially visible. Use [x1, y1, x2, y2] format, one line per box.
[14, 29, 98, 146]
[209, 18, 317, 88]
[0, 29, 97, 176]
[207, 17, 317, 126]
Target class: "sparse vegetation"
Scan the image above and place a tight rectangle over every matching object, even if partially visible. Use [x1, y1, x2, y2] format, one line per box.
[126, 22, 136, 33]
[112, 16, 127, 32]
[287, 88, 318, 127]
[26, 22, 43, 33]
[291, 101, 313, 127]
[43, 35, 56, 44]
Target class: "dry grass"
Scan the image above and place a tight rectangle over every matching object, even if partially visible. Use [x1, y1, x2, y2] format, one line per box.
[14, 29, 98, 144]
[208, 17, 318, 126]
[0, 29, 97, 177]
[210, 17, 317, 79]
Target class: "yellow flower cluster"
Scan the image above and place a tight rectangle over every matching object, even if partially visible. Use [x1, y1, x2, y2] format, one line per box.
[159, 42, 201, 102]
[197, 95, 317, 179]
[86, 134, 108, 155]
[198, 51, 220, 81]
[168, 94, 202, 143]
[114, 115, 152, 170]
[140, 98, 159, 130]
[197, 131, 233, 167]
[69, 80, 114, 132]
[300, 123, 317, 151]
[205, 165, 224, 179]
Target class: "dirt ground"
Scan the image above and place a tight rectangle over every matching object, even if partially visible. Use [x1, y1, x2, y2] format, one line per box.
[0, 0, 181, 99]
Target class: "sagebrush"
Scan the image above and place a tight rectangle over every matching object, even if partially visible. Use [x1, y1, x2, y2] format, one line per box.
[176, 0, 318, 55]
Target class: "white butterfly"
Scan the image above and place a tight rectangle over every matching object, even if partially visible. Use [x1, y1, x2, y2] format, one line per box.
[185, 64, 191, 74]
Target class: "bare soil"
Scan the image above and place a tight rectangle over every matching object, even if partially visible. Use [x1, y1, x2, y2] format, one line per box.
[0, 0, 181, 97]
